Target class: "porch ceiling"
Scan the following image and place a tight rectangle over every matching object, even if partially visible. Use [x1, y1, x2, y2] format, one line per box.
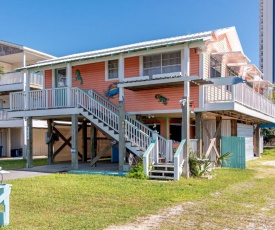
[208, 110, 272, 124]
[119, 76, 213, 91]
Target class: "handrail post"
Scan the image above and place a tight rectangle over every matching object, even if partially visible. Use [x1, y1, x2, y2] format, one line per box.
[232, 85, 235, 101]
[152, 131, 159, 163]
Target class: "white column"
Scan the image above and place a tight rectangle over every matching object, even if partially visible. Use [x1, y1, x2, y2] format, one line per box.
[118, 54, 125, 101]
[42, 70, 45, 89]
[199, 52, 206, 78]
[66, 63, 72, 106]
[183, 45, 190, 76]
[52, 69, 55, 88]
[6, 128, 11, 158]
[118, 54, 124, 81]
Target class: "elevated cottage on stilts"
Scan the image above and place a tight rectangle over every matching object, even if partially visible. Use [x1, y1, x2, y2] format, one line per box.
[8, 27, 274, 179]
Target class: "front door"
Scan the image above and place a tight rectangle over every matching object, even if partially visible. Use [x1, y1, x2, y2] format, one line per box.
[55, 68, 67, 107]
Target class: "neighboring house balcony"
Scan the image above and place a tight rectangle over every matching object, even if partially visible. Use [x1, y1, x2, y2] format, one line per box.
[0, 72, 43, 92]
[199, 82, 275, 123]
[0, 109, 23, 127]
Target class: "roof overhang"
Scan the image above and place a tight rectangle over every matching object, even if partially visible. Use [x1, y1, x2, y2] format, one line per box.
[247, 80, 274, 90]
[0, 40, 55, 65]
[118, 75, 213, 91]
[16, 30, 213, 71]
[227, 63, 263, 78]
[211, 51, 250, 64]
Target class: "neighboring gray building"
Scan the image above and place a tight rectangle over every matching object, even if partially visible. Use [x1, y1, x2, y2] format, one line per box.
[259, 0, 274, 83]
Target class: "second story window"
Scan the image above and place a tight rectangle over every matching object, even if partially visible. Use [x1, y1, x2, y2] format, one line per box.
[143, 51, 181, 77]
[210, 56, 221, 78]
[226, 66, 238, 77]
[108, 60, 118, 79]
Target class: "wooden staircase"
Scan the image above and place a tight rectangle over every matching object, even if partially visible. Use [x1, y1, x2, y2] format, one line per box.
[77, 88, 176, 179]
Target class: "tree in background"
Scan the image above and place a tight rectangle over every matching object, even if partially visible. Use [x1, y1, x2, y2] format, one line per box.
[262, 128, 275, 145]
[0, 66, 4, 76]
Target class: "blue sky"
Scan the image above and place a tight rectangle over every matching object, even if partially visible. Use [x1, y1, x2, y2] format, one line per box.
[1, 0, 259, 66]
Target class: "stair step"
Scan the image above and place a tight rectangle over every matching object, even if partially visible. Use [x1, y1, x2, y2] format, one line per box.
[149, 170, 174, 174]
[149, 175, 174, 180]
[152, 164, 174, 169]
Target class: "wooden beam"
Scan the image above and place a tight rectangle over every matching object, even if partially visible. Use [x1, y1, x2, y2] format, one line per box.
[82, 120, 88, 162]
[90, 142, 114, 166]
[255, 125, 260, 157]
[47, 119, 54, 165]
[53, 126, 83, 159]
[231, 119, 237, 136]
[71, 114, 78, 170]
[26, 117, 33, 168]
[90, 124, 97, 167]
[215, 116, 222, 155]
[195, 112, 202, 156]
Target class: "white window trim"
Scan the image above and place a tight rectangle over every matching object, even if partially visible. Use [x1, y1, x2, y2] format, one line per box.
[105, 59, 119, 81]
[143, 51, 181, 77]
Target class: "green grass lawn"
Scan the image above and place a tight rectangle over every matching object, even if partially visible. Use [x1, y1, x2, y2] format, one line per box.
[2, 150, 275, 230]
[0, 159, 47, 170]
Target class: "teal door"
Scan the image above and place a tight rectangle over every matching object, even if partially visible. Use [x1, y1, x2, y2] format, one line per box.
[55, 68, 67, 107]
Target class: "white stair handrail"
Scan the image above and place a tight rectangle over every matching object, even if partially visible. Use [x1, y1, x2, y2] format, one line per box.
[174, 139, 186, 180]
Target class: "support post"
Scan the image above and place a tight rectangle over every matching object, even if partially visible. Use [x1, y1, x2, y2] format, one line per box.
[118, 100, 126, 171]
[47, 119, 54, 165]
[118, 55, 125, 171]
[71, 114, 78, 169]
[195, 112, 202, 157]
[182, 81, 190, 178]
[255, 124, 261, 157]
[26, 117, 33, 168]
[6, 129, 11, 158]
[90, 124, 97, 167]
[66, 63, 72, 106]
[216, 116, 222, 155]
[231, 119, 237, 136]
[82, 120, 88, 162]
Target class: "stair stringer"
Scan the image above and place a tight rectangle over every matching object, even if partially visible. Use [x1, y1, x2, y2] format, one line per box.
[80, 110, 144, 158]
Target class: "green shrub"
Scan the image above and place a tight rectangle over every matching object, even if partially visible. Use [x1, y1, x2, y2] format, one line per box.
[126, 162, 148, 180]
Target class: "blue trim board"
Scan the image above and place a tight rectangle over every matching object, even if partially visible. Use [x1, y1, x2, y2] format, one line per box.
[259, 123, 275, 128]
[68, 170, 127, 177]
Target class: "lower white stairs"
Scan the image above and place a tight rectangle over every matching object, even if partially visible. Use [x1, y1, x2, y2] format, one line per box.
[149, 163, 175, 180]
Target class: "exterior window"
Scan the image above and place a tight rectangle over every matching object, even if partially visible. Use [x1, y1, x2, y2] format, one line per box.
[170, 124, 181, 142]
[108, 60, 118, 79]
[210, 57, 221, 78]
[143, 51, 181, 77]
[56, 68, 67, 87]
[225, 66, 238, 77]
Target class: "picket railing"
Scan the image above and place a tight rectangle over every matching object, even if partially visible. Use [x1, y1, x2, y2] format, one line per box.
[204, 83, 275, 117]
[10, 87, 173, 162]
[0, 72, 43, 87]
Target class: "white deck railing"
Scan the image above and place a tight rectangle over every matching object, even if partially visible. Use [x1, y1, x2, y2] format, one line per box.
[204, 83, 275, 117]
[10, 87, 173, 161]
[0, 109, 19, 121]
[0, 72, 43, 87]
